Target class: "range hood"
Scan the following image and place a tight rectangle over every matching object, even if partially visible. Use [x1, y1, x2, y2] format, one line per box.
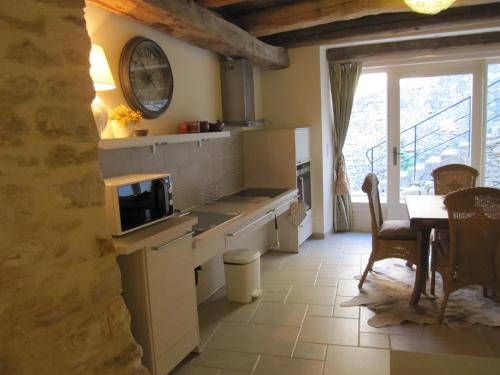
[220, 59, 268, 127]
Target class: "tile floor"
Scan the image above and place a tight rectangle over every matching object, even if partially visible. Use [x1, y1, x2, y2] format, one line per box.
[172, 232, 500, 375]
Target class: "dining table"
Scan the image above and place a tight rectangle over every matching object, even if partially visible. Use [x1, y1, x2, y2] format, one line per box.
[405, 195, 449, 306]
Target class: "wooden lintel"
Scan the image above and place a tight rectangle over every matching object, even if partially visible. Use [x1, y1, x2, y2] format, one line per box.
[235, 0, 500, 37]
[197, 0, 245, 7]
[87, 0, 289, 69]
[326, 31, 500, 62]
[261, 4, 500, 48]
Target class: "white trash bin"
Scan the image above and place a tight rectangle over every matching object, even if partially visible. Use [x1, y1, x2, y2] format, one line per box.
[223, 249, 262, 303]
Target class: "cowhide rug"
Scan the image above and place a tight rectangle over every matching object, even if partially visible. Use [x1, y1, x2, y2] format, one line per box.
[341, 262, 500, 328]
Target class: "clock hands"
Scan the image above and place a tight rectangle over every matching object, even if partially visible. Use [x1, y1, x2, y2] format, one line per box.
[139, 62, 156, 88]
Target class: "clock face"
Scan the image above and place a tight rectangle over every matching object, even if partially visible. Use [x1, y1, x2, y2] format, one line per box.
[119, 37, 173, 119]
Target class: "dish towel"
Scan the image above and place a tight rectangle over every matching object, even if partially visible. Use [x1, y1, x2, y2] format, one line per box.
[288, 200, 308, 227]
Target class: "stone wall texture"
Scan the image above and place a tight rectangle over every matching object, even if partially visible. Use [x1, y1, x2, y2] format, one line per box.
[0, 1, 147, 374]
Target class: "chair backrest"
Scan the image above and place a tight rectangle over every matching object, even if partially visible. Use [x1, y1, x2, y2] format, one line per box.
[362, 173, 383, 236]
[444, 187, 500, 290]
[431, 164, 478, 195]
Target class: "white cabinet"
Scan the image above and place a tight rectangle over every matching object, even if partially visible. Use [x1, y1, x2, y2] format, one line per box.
[295, 128, 311, 165]
[243, 127, 313, 252]
[118, 229, 199, 375]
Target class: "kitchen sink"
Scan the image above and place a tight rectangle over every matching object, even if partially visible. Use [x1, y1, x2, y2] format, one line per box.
[182, 211, 242, 237]
[220, 188, 289, 201]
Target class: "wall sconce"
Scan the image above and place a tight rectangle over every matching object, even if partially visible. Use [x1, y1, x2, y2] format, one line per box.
[90, 44, 115, 138]
[404, 0, 456, 15]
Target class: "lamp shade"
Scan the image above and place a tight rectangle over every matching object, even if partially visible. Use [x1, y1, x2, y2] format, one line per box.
[404, 0, 456, 15]
[90, 44, 116, 91]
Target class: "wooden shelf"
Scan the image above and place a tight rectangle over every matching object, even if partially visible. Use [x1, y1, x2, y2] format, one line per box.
[99, 131, 231, 150]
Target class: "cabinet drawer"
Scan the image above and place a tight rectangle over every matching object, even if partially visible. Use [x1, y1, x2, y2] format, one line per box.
[145, 234, 199, 361]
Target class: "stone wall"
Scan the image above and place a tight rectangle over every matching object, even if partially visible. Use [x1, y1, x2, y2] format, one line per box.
[0, 1, 146, 374]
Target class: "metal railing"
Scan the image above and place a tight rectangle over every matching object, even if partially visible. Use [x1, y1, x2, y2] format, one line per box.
[365, 79, 500, 182]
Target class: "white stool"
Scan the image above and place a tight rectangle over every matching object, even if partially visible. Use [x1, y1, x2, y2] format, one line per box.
[223, 249, 262, 303]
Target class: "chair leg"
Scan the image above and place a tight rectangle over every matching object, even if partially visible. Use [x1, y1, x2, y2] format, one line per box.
[438, 290, 450, 323]
[358, 259, 374, 289]
[430, 260, 436, 296]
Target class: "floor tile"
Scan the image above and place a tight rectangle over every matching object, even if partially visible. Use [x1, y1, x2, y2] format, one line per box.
[391, 350, 500, 375]
[333, 296, 359, 319]
[319, 264, 360, 279]
[299, 316, 358, 346]
[359, 332, 390, 349]
[253, 355, 323, 375]
[341, 254, 361, 266]
[219, 370, 250, 375]
[324, 345, 389, 375]
[321, 256, 342, 265]
[307, 248, 343, 258]
[286, 285, 336, 305]
[263, 292, 287, 303]
[282, 258, 322, 271]
[261, 284, 291, 293]
[336, 279, 360, 297]
[261, 269, 317, 285]
[250, 302, 307, 327]
[390, 334, 494, 357]
[207, 322, 299, 356]
[293, 342, 327, 361]
[315, 278, 338, 287]
[174, 365, 220, 375]
[198, 293, 262, 325]
[191, 349, 258, 372]
[307, 304, 333, 317]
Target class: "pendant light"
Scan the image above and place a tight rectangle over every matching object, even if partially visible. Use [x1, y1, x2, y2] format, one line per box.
[404, 0, 456, 15]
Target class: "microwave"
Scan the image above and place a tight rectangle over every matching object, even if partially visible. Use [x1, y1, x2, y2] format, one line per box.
[104, 173, 174, 236]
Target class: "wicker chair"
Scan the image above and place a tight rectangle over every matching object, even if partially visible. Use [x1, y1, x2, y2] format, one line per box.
[430, 164, 479, 294]
[359, 173, 419, 289]
[434, 187, 500, 322]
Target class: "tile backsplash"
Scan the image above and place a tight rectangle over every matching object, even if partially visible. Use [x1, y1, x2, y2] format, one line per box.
[99, 131, 244, 210]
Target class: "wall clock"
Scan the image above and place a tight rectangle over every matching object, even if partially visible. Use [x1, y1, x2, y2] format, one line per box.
[119, 37, 173, 119]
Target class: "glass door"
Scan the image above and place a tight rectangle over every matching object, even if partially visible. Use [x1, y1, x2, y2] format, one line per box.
[387, 63, 482, 218]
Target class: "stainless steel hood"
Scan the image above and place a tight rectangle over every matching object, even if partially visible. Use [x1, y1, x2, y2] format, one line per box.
[220, 59, 268, 127]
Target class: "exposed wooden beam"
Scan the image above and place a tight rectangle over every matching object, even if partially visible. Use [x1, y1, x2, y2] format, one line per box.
[235, 0, 500, 37]
[262, 4, 500, 48]
[197, 0, 245, 7]
[326, 31, 500, 62]
[87, 0, 289, 68]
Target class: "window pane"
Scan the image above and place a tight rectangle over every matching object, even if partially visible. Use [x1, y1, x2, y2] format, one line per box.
[486, 64, 500, 188]
[399, 74, 472, 200]
[345, 73, 388, 202]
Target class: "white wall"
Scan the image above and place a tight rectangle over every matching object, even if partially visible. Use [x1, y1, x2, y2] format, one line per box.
[260, 46, 334, 235]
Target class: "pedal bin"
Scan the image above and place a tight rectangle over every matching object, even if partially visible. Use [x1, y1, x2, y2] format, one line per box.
[223, 249, 262, 303]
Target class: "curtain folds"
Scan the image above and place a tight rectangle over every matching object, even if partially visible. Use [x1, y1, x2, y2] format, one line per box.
[329, 61, 362, 232]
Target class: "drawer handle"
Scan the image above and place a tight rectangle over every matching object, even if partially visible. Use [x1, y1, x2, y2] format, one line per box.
[226, 211, 274, 237]
[151, 231, 194, 251]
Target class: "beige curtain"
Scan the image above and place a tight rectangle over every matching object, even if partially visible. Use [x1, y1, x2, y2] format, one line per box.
[329, 61, 362, 232]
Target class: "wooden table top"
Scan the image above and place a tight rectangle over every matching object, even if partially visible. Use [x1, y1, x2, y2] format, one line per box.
[405, 195, 449, 229]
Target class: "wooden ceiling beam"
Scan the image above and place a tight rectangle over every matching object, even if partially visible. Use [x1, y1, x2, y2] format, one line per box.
[326, 31, 500, 62]
[235, 0, 500, 37]
[87, 0, 289, 68]
[261, 4, 500, 48]
[197, 0, 246, 7]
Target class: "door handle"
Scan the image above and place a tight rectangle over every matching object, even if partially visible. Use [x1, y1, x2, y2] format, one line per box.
[151, 231, 194, 250]
[393, 146, 402, 166]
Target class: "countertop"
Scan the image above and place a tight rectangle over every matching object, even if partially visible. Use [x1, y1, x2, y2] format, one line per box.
[190, 188, 298, 244]
[113, 216, 198, 255]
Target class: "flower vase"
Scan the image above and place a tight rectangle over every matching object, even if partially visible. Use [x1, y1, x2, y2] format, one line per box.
[111, 120, 136, 138]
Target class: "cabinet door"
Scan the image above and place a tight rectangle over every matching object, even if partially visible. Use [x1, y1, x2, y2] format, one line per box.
[146, 233, 199, 374]
[295, 128, 311, 165]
